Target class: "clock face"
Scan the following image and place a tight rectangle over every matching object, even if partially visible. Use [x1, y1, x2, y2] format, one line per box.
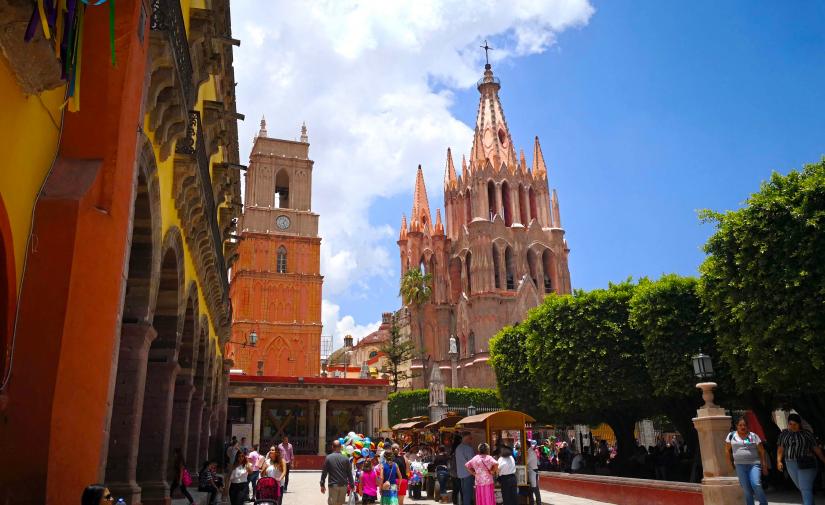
[276, 215, 291, 230]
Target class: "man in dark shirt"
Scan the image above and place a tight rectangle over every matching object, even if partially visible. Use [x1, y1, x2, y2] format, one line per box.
[321, 440, 354, 505]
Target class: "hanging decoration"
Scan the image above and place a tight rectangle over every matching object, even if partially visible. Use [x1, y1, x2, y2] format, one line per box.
[23, 0, 116, 111]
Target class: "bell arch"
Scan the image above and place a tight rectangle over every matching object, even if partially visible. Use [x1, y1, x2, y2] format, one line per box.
[487, 180, 497, 220]
[501, 181, 513, 227]
[519, 184, 529, 225]
[504, 246, 515, 290]
[492, 244, 501, 289]
[542, 248, 557, 294]
[274, 168, 290, 208]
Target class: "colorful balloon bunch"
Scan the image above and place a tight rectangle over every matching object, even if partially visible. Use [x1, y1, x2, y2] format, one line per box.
[338, 431, 379, 462]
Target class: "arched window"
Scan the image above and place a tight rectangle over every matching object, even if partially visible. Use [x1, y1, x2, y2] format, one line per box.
[492, 245, 501, 289]
[369, 351, 378, 359]
[501, 181, 513, 227]
[465, 251, 473, 294]
[487, 180, 497, 221]
[277, 246, 287, 273]
[527, 249, 539, 289]
[542, 249, 555, 294]
[465, 190, 473, 223]
[519, 184, 529, 225]
[449, 257, 462, 302]
[468, 331, 476, 357]
[275, 169, 290, 208]
[505, 246, 515, 290]
[529, 187, 538, 223]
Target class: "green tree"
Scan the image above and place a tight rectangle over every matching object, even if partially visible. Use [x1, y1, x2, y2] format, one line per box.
[525, 282, 654, 464]
[399, 268, 433, 381]
[379, 316, 417, 392]
[628, 275, 718, 458]
[699, 159, 825, 433]
[489, 324, 546, 420]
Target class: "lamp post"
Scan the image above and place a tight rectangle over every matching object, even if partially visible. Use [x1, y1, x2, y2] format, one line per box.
[690, 352, 742, 504]
[467, 405, 477, 417]
[229, 329, 258, 348]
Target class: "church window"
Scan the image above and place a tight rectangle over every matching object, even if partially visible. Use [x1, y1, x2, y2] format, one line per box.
[542, 249, 554, 294]
[277, 246, 287, 273]
[468, 331, 476, 356]
[519, 184, 529, 225]
[465, 190, 473, 223]
[505, 246, 515, 290]
[487, 181, 497, 220]
[529, 187, 538, 223]
[369, 351, 378, 359]
[275, 169, 290, 208]
[497, 128, 507, 147]
[492, 245, 501, 289]
[465, 252, 473, 294]
[501, 181, 513, 226]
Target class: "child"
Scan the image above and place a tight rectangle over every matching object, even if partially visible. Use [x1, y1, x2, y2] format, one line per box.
[360, 458, 379, 504]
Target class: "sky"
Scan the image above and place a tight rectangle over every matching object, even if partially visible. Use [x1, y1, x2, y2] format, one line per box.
[230, 0, 825, 350]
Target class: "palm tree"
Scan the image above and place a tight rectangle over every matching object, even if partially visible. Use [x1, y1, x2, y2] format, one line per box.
[399, 268, 433, 383]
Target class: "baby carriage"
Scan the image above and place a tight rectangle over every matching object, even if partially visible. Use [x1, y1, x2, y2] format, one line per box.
[254, 476, 280, 504]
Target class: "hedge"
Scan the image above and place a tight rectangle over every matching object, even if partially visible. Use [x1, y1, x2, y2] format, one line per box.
[388, 388, 501, 425]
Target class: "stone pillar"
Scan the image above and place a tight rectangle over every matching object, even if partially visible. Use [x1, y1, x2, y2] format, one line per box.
[253, 398, 263, 446]
[692, 382, 743, 505]
[199, 408, 212, 467]
[186, 398, 204, 471]
[380, 400, 389, 431]
[450, 356, 458, 388]
[136, 361, 180, 505]
[168, 383, 195, 469]
[105, 323, 156, 505]
[318, 399, 328, 455]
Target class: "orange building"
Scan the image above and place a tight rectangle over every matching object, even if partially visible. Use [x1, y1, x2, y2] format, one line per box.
[227, 119, 322, 377]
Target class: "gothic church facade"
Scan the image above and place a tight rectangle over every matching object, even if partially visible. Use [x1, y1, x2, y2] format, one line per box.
[398, 64, 572, 388]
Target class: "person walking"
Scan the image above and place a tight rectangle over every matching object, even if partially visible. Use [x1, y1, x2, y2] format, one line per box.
[449, 435, 463, 505]
[455, 433, 476, 505]
[391, 444, 409, 505]
[228, 452, 253, 505]
[248, 444, 262, 491]
[321, 440, 354, 505]
[724, 417, 769, 505]
[464, 443, 498, 505]
[496, 445, 518, 505]
[777, 413, 825, 505]
[198, 461, 222, 505]
[379, 448, 401, 505]
[81, 484, 113, 505]
[263, 446, 287, 504]
[360, 458, 380, 504]
[169, 448, 195, 504]
[526, 441, 542, 505]
[279, 435, 295, 493]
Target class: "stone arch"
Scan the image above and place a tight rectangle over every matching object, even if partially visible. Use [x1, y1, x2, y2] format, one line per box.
[487, 180, 497, 220]
[150, 227, 186, 355]
[265, 335, 291, 376]
[178, 283, 200, 382]
[276, 245, 287, 273]
[501, 181, 513, 227]
[123, 135, 162, 324]
[275, 168, 290, 208]
[464, 251, 473, 294]
[504, 246, 515, 290]
[492, 243, 501, 289]
[519, 184, 529, 225]
[542, 249, 557, 294]
[0, 194, 14, 382]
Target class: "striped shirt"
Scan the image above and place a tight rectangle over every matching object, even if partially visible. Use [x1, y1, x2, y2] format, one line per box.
[778, 429, 817, 460]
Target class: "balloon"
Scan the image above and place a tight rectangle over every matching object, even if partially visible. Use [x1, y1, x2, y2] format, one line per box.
[354, 448, 362, 456]
[355, 441, 364, 449]
[339, 438, 345, 445]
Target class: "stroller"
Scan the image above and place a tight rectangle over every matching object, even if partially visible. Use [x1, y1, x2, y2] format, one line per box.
[254, 476, 280, 504]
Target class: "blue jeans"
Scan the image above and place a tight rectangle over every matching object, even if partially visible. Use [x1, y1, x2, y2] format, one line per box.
[786, 459, 818, 505]
[437, 469, 450, 497]
[460, 475, 475, 505]
[734, 463, 767, 505]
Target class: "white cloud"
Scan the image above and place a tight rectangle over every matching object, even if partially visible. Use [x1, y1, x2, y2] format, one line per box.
[232, 0, 594, 330]
[322, 299, 381, 351]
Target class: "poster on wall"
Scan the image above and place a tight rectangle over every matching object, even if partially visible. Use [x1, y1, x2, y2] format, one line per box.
[232, 423, 253, 446]
[515, 465, 528, 486]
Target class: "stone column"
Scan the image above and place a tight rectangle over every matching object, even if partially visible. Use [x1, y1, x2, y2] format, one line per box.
[199, 409, 212, 466]
[692, 382, 743, 505]
[105, 323, 156, 505]
[318, 399, 328, 455]
[136, 361, 180, 505]
[168, 383, 195, 466]
[380, 400, 389, 431]
[253, 398, 263, 446]
[366, 404, 374, 436]
[186, 398, 205, 472]
[450, 356, 458, 388]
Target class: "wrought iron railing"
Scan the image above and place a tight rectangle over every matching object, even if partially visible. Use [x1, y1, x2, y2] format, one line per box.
[150, 0, 195, 109]
[177, 111, 230, 296]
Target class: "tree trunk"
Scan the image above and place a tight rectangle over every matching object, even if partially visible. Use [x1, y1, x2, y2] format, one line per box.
[606, 414, 638, 474]
[794, 393, 825, 438]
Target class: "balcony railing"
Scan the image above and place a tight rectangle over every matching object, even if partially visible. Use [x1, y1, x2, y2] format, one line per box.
[150, 0, 195, 109]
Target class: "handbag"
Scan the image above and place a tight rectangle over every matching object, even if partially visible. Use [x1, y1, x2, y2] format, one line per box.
[382, 464, 396, 491]
[797, 455, 817, 470]
[181, 468, 193, 487]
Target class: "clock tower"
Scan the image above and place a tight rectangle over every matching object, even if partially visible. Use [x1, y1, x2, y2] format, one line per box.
[228, 119, 322, 377]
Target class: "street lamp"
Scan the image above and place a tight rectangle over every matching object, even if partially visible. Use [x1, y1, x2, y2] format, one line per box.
[229, 329, 258, 348]
[467, 405, 477, 417]
[692, 352, 714, 380]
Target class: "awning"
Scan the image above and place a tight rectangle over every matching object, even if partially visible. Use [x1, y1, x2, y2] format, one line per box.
[425, 415, 464, 430]
[392, 420, 430, 430]
[456, 410, 536, 431]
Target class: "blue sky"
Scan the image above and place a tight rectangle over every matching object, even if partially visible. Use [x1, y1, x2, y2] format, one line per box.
[233, 1, 825, 347]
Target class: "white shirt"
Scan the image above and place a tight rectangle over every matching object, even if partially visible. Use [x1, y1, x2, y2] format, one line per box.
[230, 465, 249, 484]
[265, 458, 285, 481]
[497, 455, 516, 476]
[526, 448, 538, 471]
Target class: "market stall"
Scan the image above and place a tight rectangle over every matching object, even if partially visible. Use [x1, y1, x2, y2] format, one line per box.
[391, 416, 430, 451]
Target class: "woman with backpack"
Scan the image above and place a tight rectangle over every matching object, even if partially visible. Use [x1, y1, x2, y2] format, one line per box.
[169, 448, 195, 504]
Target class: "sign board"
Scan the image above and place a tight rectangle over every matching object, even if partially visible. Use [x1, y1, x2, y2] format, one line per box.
[515, 465, 528, 486]
[232, 423, 253, 445]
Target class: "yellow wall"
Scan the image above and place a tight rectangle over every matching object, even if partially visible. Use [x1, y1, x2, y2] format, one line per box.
[0, 56, 66, 293]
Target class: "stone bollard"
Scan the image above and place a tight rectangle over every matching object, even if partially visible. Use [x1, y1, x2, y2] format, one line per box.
[692, 382, 743, 505]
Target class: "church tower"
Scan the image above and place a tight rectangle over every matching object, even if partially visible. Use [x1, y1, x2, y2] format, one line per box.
[398, 63, 572, 388]
[228, 119, 322, 376]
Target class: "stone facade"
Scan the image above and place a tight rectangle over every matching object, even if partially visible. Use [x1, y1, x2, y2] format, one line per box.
[227, 120, 322, 377]
[398, 64, 572, 389]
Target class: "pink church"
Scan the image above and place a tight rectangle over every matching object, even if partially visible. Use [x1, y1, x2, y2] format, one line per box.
[398, 63, 573, 388]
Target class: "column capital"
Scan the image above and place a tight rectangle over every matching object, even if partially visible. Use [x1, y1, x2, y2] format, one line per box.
[319, 398, 329, 404]
[254, 397, 264, 405]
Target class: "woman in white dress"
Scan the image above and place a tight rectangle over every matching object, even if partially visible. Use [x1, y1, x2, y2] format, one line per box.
[263, 446, 287, 503]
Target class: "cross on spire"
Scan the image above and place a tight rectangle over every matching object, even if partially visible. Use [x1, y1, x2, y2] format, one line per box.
[480, 39, 493, 65]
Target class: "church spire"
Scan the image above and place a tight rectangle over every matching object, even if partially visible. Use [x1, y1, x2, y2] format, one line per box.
[469, 63, 518, 170]
[411, 165, 433, 234]
[532, 136, 547, 178]
[399, 214, 408, 240]
[300, 122, 308, 143]
[461, 154, 469, 181]
[259, 115, 268, 138]
[444, 148, 457, 189]
[435, 209, 444, 235]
